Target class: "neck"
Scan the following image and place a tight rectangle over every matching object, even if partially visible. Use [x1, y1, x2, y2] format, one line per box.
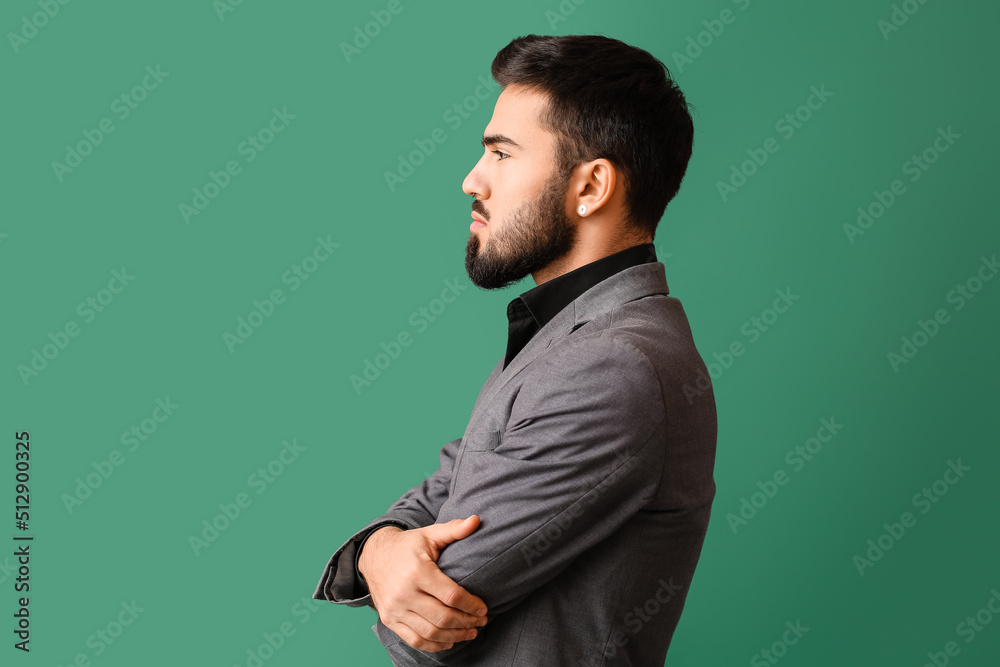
[532, 234, 652, 285]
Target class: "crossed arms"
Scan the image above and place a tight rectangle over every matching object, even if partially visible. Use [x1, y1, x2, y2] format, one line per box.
[316, 334, 667, 661]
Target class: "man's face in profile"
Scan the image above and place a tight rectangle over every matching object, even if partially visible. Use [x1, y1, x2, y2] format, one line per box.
[462, 84, 578, 290]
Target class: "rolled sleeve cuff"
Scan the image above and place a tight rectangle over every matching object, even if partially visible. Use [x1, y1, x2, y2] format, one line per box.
[313, 519, 412, 606]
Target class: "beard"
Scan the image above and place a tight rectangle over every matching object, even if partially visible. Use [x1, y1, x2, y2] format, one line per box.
[465, 171, 577, 290]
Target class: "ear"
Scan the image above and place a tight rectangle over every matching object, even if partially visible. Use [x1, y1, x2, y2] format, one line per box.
[568, 158, 617, 218]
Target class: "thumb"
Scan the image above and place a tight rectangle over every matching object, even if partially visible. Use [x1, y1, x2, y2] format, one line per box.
[425, 515, 480, 547]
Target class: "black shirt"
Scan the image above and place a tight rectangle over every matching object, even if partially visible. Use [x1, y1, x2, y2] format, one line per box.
[503, 242, 658, 369]
[352, 242, 658, 596]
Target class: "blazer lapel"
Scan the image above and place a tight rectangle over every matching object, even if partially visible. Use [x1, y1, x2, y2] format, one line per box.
[464, 262, 670, 431]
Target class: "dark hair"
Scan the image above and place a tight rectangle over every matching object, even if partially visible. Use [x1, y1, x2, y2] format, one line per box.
[491, 34, 694, 241]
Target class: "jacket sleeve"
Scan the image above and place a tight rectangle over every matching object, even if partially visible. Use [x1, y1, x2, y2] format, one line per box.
[312, 436, 462, 606]
[312, 357, 507, 607]
[376, 332, 668, 665]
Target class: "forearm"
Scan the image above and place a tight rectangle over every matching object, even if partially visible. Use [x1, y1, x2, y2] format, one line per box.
[313, 518, 410, 606]
[357, 525, 403, 583]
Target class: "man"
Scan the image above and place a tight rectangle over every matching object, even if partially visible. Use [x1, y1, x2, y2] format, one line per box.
[313, 34, 717, 666]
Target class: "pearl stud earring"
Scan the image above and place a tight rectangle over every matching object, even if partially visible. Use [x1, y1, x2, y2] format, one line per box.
[578, 204, 587, 215]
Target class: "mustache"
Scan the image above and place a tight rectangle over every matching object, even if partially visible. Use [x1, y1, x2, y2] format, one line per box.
[471, 199, 490, 221]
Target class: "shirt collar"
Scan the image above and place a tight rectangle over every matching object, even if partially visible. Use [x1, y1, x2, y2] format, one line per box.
[509, 242, 658, 330]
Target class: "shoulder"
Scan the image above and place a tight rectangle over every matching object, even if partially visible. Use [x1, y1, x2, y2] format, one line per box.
[523, 329, 664, 420]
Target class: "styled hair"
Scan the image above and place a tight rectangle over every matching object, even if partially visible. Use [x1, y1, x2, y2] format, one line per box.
[491, 34, 695, 240]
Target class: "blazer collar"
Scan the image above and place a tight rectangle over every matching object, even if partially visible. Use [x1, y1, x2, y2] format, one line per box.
[468, 261, 670, 426]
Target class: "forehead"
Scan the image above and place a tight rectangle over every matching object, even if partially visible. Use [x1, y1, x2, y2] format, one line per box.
[483, 84, 557, 155]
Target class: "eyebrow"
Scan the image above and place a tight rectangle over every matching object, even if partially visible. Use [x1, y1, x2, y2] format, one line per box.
[481, 134, 523, 150]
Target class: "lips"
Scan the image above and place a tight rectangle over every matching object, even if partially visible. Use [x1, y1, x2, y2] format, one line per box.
[471, 213, 487, 225]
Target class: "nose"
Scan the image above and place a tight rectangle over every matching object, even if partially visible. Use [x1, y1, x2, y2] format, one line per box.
[462, 154, 489, 200]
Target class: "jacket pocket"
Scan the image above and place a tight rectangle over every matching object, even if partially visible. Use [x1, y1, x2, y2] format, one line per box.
[462, 429, 502, 452]
[448, 430, 502, 497]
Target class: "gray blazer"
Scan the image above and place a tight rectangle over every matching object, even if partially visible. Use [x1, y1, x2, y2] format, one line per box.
[313, 261, 718, 666]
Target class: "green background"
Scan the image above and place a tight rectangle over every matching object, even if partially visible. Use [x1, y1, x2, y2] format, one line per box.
[3, 0, 998, 664]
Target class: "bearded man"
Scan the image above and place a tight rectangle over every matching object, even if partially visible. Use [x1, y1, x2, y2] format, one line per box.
[313, 33, 718, 667]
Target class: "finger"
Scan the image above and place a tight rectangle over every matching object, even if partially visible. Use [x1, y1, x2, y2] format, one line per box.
[422, 516, 480, 547]
[409, 589, 489, 631]
[401, 607, 481, 645]
[419, 566, 489, 619]
[389, 620, 455, 653]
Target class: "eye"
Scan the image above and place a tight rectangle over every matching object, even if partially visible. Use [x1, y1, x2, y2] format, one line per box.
[492, 149, 510, 160]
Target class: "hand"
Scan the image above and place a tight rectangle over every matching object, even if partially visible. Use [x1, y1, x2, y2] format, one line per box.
[359, 516, 489, 652]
